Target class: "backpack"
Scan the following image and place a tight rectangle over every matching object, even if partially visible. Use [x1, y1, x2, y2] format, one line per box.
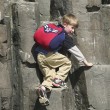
[34, 23, 63, 49]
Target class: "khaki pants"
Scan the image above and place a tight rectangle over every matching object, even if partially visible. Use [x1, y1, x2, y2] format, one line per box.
[37, 52, 72, 90]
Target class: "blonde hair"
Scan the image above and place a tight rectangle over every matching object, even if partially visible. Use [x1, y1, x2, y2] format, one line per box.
[62, 14, 78, 28]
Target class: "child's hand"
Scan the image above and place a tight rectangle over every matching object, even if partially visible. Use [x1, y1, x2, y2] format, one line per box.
[83, 59, 93, 67]
[85, 62, 93, 67]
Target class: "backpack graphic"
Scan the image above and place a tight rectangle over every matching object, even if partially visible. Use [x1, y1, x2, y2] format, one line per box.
[34, 23, 63, 49]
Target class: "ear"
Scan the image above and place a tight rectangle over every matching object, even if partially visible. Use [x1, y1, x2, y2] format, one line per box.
[63, 23, 68, 27]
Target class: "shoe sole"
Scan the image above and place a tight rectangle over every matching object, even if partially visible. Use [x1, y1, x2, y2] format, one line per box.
[37, 87, 50, 106]
[39, 97, 50, 106]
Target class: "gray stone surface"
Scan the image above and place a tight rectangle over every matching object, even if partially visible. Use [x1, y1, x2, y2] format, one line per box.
[50, 0, 73, 19]
[71, 1, 110, 110]
[29, 87, 75, 110]
[76, 12, 105, 64]
[0, 25, 7, 57]
[0, 63, 11, 88]
[11, 2, 41, 110]
[0, 18, 12, 110]
[0, 0, 110, 110]
[0, 0, 5, 20]
[16, 2, 39, 63]
[87, 0, 101, 6]
[35, 0, 50, 21]
[101, 5, 110, 64]
[74, 6, 110, 65]
[13, 1, 41, 88]
[85, 65, 110, 110]
[72, 0, 101, 13]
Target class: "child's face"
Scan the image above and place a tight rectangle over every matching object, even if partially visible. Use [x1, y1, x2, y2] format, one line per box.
[63, 23, 75, 34]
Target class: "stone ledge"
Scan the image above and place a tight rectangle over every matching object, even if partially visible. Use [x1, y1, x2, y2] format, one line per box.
[29, 87, 67, 110]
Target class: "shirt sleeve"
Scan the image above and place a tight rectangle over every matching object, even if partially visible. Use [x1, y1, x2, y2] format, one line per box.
[68, 45, 86, 62]
[63, 34, 86, 62]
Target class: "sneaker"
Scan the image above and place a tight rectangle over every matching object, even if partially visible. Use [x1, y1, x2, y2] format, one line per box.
[52, 78, 67, 88]
[37, 85, 50, 106]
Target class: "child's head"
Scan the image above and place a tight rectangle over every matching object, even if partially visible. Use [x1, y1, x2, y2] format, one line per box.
[62, 14, 78, 34]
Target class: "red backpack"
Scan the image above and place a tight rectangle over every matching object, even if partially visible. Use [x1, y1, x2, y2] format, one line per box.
[34, 23, 63, 49]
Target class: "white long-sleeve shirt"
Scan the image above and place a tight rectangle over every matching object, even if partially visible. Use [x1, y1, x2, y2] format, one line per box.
[68, 45, 86, 62]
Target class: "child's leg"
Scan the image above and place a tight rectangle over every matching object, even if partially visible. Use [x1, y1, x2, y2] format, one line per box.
[37, 52, 71, 88]
[45, 52, 72, 81]
[37, 53, 56, 90]
[39, 66, 56, 90]
[36, 85, 50, 106]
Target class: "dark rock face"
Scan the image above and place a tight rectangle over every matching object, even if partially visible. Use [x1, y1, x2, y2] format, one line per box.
[50, 0, 73, 20]
[0, 0, 110, 110]
[102, 0, 110, 4]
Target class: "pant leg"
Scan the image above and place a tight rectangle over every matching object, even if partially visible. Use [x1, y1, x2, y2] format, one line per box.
[37, 52, 72, 89]
[37, 53, 56, 90]
[44, 52, 72, 81]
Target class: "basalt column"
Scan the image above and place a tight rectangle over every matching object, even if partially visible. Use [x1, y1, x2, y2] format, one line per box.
[11, 1, 40, 110]
[72, 0, 110, 110]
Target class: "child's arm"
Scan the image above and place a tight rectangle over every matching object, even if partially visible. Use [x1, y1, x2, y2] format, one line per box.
[68, 45, 93, 67]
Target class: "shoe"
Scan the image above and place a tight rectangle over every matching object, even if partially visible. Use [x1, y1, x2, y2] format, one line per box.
[52, 78, 67, 88]
[37, 85, 50, 106]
